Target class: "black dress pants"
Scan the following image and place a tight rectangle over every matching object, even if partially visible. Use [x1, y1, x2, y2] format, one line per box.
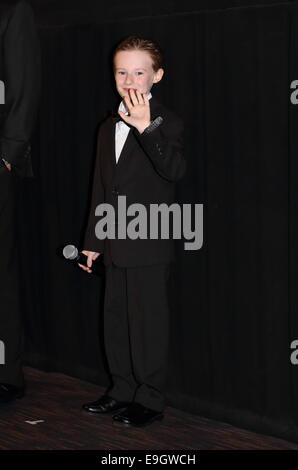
[104, 261, 171, 412]
[0, 166, 23, 387]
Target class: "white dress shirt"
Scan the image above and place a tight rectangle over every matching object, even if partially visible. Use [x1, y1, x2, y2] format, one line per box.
[115, 92, 152, 163]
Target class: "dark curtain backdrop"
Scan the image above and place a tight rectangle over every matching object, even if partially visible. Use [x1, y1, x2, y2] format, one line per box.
[16, 0, 298, 443]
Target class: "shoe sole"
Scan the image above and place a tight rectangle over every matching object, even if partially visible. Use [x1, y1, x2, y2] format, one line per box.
[112, 414, 164, 427]
[82, 405, 129, 415]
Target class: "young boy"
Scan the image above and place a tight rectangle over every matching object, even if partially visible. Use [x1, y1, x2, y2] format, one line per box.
[79, 35, 185, 427]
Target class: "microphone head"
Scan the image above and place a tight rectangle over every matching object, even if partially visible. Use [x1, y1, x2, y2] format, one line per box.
[63, 244, 78, 260]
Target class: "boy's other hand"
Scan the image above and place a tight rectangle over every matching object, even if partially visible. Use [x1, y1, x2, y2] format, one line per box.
[78, 250, 100, 273]
[119, 89, 151, 134]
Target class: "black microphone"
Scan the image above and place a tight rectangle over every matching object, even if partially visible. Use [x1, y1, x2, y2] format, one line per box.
[62, 244, 104, 276]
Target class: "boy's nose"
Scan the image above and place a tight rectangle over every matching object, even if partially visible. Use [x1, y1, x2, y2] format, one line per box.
[124, 78, 133, 85]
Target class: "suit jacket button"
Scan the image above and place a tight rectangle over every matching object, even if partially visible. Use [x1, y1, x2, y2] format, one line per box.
[156, 143, 163, 154]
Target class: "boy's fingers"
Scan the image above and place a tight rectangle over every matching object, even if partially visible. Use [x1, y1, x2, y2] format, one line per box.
[129, 88, 138, 105]
[136, 89, 145, 104]
[78, 263, 92, 273]
[119, 111, 132, 125]
[119, 110, 129, 121]
[78, 263, 88, 271]
[143, 94, 150, 106]
[123, 95, 133, 109]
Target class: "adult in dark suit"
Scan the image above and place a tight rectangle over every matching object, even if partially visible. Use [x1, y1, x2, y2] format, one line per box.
[80, 36, 185, 426]
[0, 0, 41, 404]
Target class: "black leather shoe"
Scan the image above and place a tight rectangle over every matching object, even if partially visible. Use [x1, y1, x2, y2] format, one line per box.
[0, 383, 25, 404]
[113, 402, 164, 427]
[82, 395, 130, 414]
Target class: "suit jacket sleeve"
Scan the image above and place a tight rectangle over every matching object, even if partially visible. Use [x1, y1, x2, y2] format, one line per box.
[133, 113, 186, 182]
[0, 1, 41, 172]
[83, 126, 105, 253]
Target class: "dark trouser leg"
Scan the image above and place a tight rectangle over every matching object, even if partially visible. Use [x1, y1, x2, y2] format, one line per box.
[103, 263, 138, 401]
[126, 263, 171, 412]
[0, 168, 23, 387]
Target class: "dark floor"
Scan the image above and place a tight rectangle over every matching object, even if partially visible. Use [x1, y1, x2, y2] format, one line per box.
[0, 367, 297, 450]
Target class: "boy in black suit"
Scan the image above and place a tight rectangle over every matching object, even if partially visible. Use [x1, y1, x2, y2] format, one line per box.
[79, 35, 185, 426]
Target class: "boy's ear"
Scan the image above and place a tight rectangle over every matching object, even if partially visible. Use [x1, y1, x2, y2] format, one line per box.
[153, 68, 164, 84]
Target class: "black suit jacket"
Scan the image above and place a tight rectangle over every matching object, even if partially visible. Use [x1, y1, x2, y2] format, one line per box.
[84, 95, 186, 267]
[0, 1, 41, 178]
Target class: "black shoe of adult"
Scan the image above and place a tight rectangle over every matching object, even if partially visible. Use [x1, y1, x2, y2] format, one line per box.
[0, 383, 25, 404]
[82, 395, 130, 414]
[113, 402, 164, 427]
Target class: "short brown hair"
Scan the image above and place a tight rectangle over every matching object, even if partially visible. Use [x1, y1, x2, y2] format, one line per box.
[113, 35, 163, 73]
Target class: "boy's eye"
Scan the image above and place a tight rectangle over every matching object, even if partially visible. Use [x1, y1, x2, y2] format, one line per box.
[117, 71, 143, 75]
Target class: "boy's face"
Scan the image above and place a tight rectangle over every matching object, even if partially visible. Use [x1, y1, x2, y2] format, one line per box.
[114, 49, 164, 100]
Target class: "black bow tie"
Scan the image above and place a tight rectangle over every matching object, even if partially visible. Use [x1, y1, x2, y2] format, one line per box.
[111, 112, 124, 122]
[111, 112, 134, 127]
[113, 117, 122, 123]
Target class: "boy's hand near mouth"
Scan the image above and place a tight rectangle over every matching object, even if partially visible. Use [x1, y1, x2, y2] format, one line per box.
[118, 88, 151, 134]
